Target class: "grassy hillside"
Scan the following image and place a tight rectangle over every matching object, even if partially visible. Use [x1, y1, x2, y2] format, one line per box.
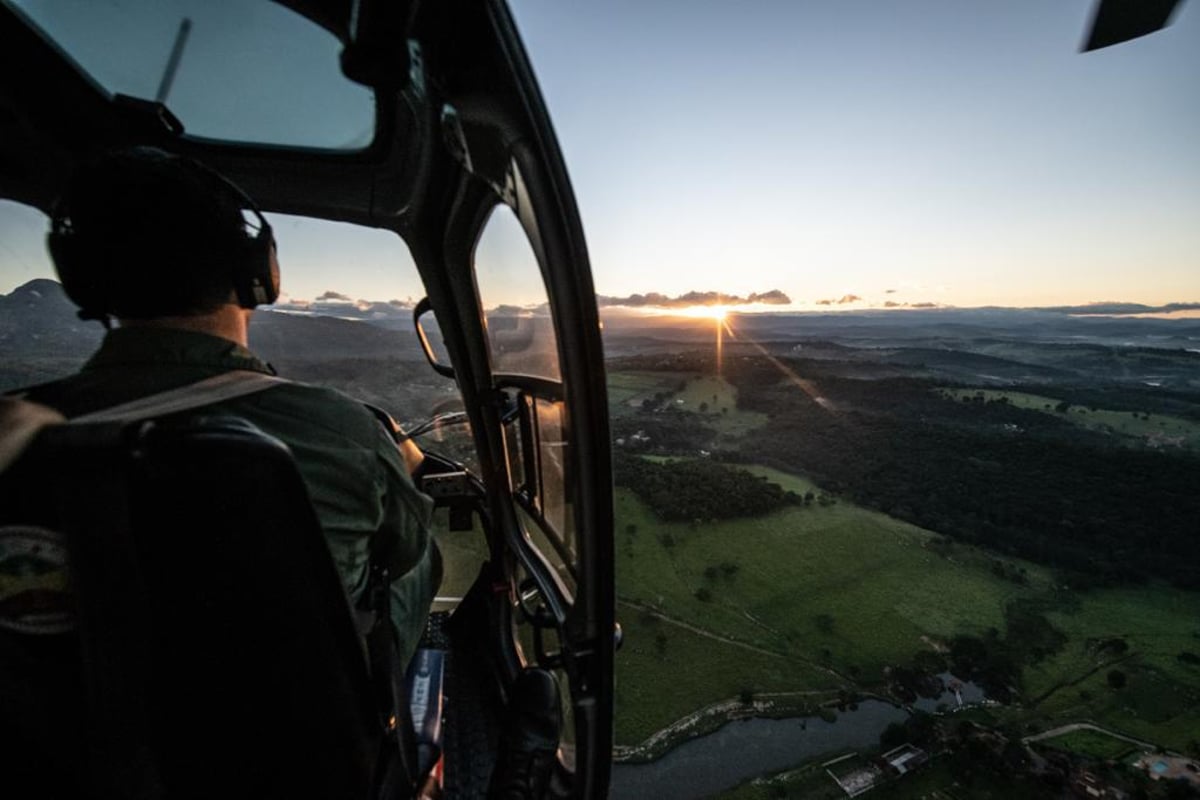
[614, 469, 1058, 744]
[615, 463, 1200, 753]
[1006, 586, 1200, 750]
[608, 369, 767, 441]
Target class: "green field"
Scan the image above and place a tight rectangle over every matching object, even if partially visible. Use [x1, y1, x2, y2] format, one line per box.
[719, 750, 1069, 800]
[613, 467, 1062, 745]
[608, 369, 768, 438]
[1035, 729, 1138, 761]
[614, 459, 1200, 754]
[673, 374, 769, 436]
[1007, 587, 1200, 751]
[607, 371, 680, 415]
[941, 388, 1200, 450]
[615, 609, 835, 746]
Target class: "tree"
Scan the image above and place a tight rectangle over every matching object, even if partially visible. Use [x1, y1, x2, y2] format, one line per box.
[695, 587, 713, 602]
[1106, 669, 1127, 689]
[815, 613, 834, 634]
[699, 401, 709, 413]
[879, 722, 907, 749]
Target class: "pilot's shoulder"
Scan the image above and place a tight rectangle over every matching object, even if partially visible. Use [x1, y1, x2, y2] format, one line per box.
[249, 380, 390, 442]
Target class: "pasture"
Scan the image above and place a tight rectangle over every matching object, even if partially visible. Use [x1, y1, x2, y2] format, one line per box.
[1035, 729, 1138, 761]
[608, 369, 768, 438]
[614, 461, 1200, 754]
[1013, 586, 1200, 752]
[613, 469, 1057, 743]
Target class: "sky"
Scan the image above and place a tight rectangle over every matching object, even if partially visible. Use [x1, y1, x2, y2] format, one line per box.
[1, 0, 1197, 311]
[508, 0, 1200, 310]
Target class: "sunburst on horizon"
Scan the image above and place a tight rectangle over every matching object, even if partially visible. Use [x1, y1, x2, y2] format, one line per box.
[673, 303, 730, 322]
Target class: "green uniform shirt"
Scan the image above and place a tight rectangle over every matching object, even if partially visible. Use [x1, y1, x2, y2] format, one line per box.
[24, 326, 435, 663]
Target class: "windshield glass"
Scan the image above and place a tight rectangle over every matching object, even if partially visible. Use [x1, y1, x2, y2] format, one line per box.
[0, 206, 456, 435]
[5, 0, 374, 149]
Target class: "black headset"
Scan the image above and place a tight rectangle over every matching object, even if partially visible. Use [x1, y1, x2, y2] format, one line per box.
[47, 151, 280, 320]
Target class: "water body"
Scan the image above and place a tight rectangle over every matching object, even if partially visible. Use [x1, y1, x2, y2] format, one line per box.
[611, 675, 986, 799]
[610, 700, 907, 799]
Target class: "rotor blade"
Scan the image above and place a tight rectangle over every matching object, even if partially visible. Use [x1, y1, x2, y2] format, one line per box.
[1082, 0, 1184, 51]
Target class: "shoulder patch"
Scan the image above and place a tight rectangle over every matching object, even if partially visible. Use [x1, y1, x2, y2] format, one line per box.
[0, 525, 75, 634]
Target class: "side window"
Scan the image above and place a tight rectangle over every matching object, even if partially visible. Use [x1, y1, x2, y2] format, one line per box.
[474, 205, 577, 594]
[473, 205, 561, 381]
[0, 200, 98, 391]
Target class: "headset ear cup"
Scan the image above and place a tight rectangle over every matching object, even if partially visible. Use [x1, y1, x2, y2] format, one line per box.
[48, 230, 107, 315]
[264, 240, 280, 304]
[232, 224, 279, 308]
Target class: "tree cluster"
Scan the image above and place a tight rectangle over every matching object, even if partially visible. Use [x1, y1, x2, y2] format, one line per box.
[725, 360, 1200, 588]
[613, 452, 801, 522]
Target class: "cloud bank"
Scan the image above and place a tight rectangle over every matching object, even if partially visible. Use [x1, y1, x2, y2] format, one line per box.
[1043, 301, 1200, 315]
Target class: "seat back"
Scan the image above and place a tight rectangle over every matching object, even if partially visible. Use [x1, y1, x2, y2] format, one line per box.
[0, 416, 381, 798]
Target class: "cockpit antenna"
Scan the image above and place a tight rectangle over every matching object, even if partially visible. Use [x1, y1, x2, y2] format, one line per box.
[155, 17, 192, 105]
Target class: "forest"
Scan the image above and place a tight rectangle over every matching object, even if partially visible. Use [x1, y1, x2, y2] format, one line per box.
[612, 452, 802, 522]
[610, 351, 1200, 589]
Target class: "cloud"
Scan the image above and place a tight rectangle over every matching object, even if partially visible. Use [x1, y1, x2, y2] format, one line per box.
[880, 300, 941, 309]
[746, 290, 791, 305]
[273, 292, 414, 322]
[815, 294, 862, 306]
[1041, 301, 1200, 315]
[596, 289, 792, 308]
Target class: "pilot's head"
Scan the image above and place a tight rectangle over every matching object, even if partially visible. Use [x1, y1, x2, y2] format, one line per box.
[47, 146, 279, 322]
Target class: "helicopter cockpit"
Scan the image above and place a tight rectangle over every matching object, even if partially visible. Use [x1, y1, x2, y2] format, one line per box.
[0, 1, 614, 797]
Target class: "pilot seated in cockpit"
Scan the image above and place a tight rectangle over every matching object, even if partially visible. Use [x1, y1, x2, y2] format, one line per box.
[20, 146, 438, 670]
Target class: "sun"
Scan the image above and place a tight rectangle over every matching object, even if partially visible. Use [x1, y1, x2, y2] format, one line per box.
[677, 304, 728, 321]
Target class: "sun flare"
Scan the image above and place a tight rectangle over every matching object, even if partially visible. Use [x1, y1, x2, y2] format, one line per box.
[677, 304, 729, 322]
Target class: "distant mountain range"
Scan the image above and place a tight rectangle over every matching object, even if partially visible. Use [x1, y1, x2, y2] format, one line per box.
[0, 279, 427, 391]
[599, 305, 1200, 350]
[3, 279, 1198, 392]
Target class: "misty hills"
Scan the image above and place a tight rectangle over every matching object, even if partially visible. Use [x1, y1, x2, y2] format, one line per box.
[3, 279, 1199, 393]
[600, 307, 1200, 389]
[600, 306, 1200, 348]
[0, 279, 427, 392]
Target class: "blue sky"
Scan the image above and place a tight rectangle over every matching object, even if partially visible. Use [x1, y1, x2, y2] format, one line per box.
[509, 0, 1200, 309]
[1, 0, 1196, 310]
